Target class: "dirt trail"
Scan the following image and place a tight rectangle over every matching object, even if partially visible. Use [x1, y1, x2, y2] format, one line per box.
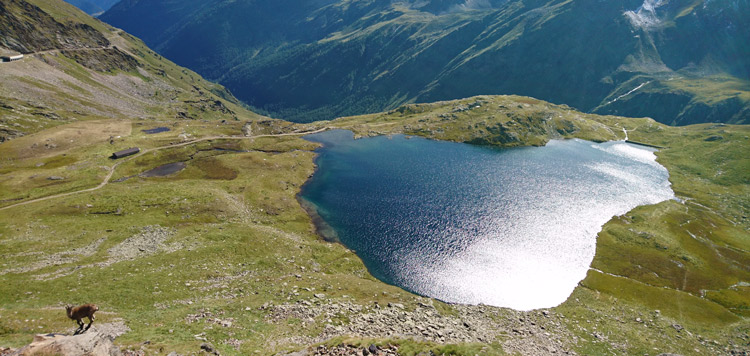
[0, 128, 327, 212]
[30, 46, 113, 56]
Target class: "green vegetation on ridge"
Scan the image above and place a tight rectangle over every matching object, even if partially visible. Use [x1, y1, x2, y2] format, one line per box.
[0, 0, 265, 143]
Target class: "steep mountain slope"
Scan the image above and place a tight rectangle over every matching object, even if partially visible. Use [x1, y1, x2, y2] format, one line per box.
[101, 0, 750, 124]
[0, 0, 264, 142]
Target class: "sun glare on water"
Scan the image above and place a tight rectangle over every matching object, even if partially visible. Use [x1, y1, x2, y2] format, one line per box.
[302, 132, 674, 310]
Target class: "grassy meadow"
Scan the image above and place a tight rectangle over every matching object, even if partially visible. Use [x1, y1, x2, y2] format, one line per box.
[0, 96, 747, 355]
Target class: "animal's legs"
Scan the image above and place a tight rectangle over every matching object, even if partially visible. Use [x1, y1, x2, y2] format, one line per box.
[73, 320, 84, 335]
[84, 315, 95, 331]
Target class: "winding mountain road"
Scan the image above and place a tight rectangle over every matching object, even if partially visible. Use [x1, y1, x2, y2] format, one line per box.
[0, 128, 327, 212]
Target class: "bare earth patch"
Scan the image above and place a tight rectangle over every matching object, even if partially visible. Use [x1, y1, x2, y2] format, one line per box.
[1, 119, 131, 160]
[0, 238, 104, 276]
[105, 225, 180, 265]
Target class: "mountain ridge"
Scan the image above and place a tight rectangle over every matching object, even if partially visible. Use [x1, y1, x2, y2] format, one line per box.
[0, 0, 265, 142]
[101, 0, 750, 124]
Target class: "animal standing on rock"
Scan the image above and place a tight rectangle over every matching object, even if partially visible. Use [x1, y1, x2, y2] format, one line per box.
[65, 304, 99, 335]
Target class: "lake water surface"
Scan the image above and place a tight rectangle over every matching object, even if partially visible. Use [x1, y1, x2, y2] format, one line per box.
[300, 130, 674, 310]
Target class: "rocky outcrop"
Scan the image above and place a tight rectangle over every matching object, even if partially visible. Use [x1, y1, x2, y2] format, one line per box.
[0, 127, 24, 142]
[0, 0, 109, 53]
[279, 343, 400, 356]
[60, 48, 140, 73]
[265, 297, 575, 355]
[10, 331, 121, 356]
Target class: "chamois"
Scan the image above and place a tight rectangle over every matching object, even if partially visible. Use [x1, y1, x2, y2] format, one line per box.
[65, 304, 99, 335]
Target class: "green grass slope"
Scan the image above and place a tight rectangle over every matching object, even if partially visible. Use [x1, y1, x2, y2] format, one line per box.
[0, 0, 265, 143]
[1, 90, 747, 355]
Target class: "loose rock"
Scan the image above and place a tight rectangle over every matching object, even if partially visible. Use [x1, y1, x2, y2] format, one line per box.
[11, 331, 121, 356]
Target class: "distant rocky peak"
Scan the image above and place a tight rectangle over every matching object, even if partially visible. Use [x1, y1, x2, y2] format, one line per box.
[445, 0, 495, 11]
[624, 0, 670, 29]
[410, 0, 507, 14]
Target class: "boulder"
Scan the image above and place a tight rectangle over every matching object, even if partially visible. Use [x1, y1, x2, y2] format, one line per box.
[11, 331, 121, 356]
[200, 343, 220, 356]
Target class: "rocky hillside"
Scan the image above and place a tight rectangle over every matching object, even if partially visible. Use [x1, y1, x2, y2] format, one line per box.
[0, 0, 108, 53]
[0, 0, 264, 142]
[101, 0, 750, 124]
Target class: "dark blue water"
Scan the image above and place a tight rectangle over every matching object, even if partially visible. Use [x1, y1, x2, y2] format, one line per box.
[142, 127, 170, 134]
[300, 130, 673, 310]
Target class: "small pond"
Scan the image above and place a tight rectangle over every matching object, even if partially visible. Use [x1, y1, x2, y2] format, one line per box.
[140, 162, 186, 177]
[300, 130, 674, 310]
[142, 127, 171, 134]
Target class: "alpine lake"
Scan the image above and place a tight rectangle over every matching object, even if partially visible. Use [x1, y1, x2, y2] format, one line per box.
[300, 130, 675, 311]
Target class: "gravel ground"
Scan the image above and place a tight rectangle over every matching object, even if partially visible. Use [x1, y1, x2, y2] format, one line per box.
[0, 238, 104, 276]
[105, 225, 180, 265]
[265, 297, 575, 355]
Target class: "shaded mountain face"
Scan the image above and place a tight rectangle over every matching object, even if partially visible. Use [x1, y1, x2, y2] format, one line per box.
[101, 0, 750, 124]
[414, 0, 511, 14]
[63, 0, 119, 15]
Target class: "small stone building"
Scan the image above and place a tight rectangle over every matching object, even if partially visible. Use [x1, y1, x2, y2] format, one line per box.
[1, 54, 24, 62]
[111, 147, 140, 159]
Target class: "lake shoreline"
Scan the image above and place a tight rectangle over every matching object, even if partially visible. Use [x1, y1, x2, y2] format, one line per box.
[296, 130, 674, 310]
[296, 194, 340, 243]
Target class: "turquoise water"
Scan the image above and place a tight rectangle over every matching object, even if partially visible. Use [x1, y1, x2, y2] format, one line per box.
[300, 130, 674, 310]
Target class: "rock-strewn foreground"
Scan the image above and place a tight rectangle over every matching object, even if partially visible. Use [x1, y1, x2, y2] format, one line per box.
[6, 332, 120, 356]
[2, 322, 128, 356]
